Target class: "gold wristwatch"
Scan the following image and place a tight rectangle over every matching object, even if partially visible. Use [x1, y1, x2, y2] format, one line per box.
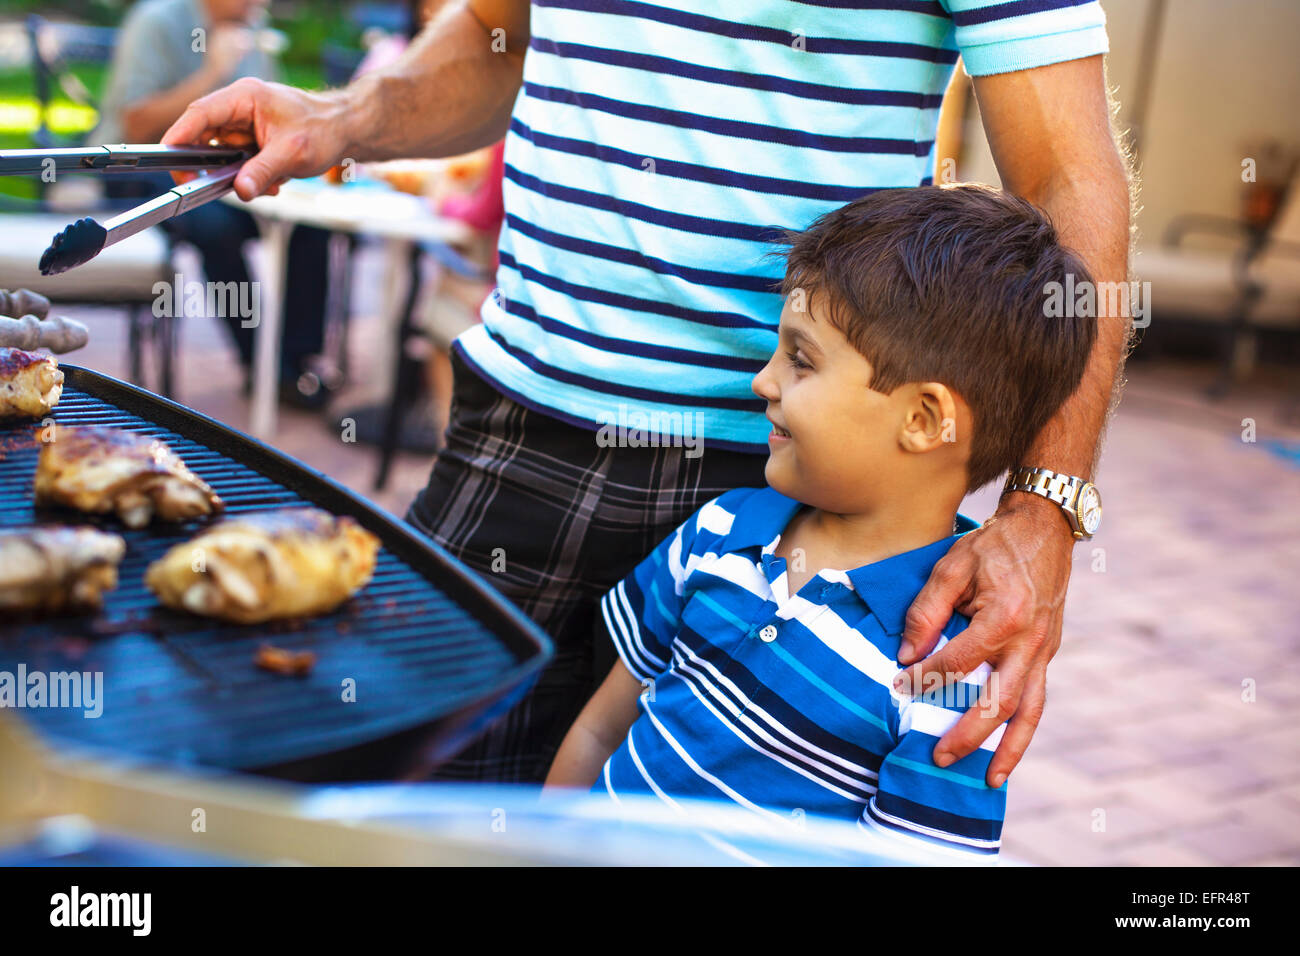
[1002, 466, 1102, 540]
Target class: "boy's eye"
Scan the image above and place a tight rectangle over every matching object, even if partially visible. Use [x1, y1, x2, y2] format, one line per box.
[786, 349, 811, 371]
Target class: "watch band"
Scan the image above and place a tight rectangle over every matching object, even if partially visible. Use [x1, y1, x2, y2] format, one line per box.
[1004, 466, 1080, 509]
[1002, 466, 1096, 539]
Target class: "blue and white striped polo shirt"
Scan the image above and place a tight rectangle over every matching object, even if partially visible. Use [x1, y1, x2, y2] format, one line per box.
[597, 486, 1009, 857]
[455, 0, 1110, 453]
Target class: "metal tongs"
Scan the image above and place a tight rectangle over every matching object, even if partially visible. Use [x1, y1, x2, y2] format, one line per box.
[0, 144, 249, 275]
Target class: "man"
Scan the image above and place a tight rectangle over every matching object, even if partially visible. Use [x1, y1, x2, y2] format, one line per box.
[97, 0, 333, 408]
[164, 0, 1132, 786]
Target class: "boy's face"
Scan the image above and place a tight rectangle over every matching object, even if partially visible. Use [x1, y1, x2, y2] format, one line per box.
[752, 295, 965, 514]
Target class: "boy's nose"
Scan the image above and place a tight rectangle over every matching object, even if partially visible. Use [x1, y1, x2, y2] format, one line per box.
[752, 358, 780, 402]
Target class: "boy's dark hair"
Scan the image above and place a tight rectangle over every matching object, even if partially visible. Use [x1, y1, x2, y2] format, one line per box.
[780, 183, 1097, 492]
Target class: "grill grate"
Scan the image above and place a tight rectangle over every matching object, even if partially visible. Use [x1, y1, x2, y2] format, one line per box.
[0, 367, 551, 780]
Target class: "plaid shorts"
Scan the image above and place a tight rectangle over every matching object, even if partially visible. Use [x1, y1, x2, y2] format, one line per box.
[406, 349, 767, 784]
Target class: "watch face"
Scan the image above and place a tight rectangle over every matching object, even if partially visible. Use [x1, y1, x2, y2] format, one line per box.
[1078, 484, 1102, 535]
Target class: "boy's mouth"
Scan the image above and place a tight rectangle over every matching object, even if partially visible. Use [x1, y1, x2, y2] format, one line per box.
[767, 417, 791, 440]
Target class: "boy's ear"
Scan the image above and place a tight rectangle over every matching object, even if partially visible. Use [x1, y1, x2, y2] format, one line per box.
[898, 382, 962, 453]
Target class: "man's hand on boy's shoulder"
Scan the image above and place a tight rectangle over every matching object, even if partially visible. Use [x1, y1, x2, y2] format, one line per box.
[894, 494, 1074, 789]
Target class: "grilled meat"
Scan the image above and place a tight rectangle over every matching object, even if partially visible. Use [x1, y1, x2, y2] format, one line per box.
[254, 643, 318, 676]
[0, 525, 125, 612]
[0, 347, 63, 420]
[145, 508, 380, 623]
[34, 425, 223, 528]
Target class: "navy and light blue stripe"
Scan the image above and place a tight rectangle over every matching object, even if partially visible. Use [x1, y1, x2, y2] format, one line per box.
[597, 486, 1009, 856]
[456, 0, 1110, 451]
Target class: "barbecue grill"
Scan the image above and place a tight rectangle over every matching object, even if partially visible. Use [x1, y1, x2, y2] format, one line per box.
[0, 365, 552, 782]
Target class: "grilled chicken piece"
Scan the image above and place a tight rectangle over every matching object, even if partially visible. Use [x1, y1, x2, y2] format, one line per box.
[145, 508, 380, 624]
[0, 526, 125, 612]
[0, 347, 63, 420]
[34, 425, 223, 529]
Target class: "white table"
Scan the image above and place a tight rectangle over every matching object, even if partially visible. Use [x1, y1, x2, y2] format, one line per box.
[224, 177, 474, 439]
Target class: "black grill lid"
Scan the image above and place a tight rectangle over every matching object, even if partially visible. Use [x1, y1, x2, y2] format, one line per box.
[0, 366, 552, 781]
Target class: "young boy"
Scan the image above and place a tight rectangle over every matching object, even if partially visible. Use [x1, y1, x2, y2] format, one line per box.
[544, 184, 1096, 859]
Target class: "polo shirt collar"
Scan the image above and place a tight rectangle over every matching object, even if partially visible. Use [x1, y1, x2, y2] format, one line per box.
[723, 486, 979, 635]
[722, 487, 805, 552]
[844, 519, 978, 634]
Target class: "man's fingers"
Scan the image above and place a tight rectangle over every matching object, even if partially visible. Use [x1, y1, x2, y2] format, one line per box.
[233, 138, 300, 200]
[892, 613, 1006, 697]
[162, 79, 262, 147]
[160, 105, 212, 148]
[166, 128, 257, 190]
[211, 129, 258, 149]
[983, 663, 1047, 787]
[930, 652, 1031, 769]
[899, 549, 974, 664]
[162, 101, 242, 148]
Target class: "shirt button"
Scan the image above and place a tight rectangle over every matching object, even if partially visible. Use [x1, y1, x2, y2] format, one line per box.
[759, 624, 778, 643]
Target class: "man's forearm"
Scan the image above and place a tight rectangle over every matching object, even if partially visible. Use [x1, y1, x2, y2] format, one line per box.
[971, 55, 1136, 491]
[1013, 156, 1133, 486]
[341, 0, 527, 163]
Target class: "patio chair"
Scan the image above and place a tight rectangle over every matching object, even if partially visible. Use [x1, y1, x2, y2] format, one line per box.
[0, 206, 177, 395]
[1134, 163, 1300, 397]
[25, 15, 116, 154]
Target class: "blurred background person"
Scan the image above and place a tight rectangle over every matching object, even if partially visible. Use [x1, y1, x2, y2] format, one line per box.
[91, 0, 334, 409]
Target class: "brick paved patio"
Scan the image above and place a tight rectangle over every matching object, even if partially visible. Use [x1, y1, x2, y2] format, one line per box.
[55, 256, 1300, 865]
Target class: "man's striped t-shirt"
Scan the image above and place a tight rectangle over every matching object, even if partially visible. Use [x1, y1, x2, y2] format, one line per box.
[454, 0, 1110, 453]
[597, 486, 1008, 858]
